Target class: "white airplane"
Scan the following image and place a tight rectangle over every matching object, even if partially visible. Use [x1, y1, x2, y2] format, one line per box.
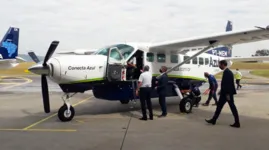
[28, 21, 269, 122]
[0, 27, 26, 69]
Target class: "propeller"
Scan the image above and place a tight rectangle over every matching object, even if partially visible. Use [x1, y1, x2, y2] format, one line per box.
[41, 41, 60, 113]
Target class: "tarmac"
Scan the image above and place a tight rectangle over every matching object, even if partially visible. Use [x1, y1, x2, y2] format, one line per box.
[0, 75, 269, 150]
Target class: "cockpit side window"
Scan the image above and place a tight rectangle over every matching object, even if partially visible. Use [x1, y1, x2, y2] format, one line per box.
[94, 44, 135, 61]
[110, 49, 122, 61]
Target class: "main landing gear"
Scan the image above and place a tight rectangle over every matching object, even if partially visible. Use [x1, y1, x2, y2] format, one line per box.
[58, 93, 76, 122]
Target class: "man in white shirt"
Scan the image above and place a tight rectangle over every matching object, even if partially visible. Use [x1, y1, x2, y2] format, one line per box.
[136, 65, 153, 120]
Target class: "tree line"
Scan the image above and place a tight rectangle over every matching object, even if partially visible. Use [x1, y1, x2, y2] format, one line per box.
[252, 49, 269, 56]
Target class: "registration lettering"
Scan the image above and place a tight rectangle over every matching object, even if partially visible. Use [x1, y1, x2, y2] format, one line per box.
[68, 66, 96, 70]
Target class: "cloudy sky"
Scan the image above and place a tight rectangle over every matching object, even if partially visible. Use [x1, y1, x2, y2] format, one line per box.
[1, 0, 269, 56]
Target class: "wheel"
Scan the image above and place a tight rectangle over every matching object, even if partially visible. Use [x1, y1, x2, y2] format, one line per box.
[120, 99, 130, 104]
[179, 97, 193, 113]
[58, 104, 75, 122]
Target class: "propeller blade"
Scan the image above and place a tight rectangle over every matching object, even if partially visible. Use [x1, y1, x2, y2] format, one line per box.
[41, 75, 50, 113]
[43, 41, 60, 66]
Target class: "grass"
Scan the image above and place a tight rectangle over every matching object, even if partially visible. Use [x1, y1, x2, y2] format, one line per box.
[214, 72, 251, 79]
[0, 61, 268, 77]
[0, 62, 35, 75]
[230, 62, 269, 78]
[230, 62, 269, 70]
[249, 70, 269, 78]
[213, 62, 269, 79]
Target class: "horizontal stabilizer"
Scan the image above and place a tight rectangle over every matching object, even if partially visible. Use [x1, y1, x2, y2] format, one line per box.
[28, 51, 40, 63]
[15, 56, 26, 63]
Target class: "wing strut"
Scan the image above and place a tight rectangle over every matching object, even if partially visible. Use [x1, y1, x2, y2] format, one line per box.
[156, 41, 219, 79]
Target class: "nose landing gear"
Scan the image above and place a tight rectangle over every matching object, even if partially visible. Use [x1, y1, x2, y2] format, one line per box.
[58, 93, 77, 122]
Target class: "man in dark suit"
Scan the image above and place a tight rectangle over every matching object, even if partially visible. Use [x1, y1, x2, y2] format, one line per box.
[155, 66, 169, 117]
[205, 60, 240, 128]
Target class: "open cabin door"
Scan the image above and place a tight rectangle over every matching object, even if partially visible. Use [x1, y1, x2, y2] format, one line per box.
[105, 47, 126, 82]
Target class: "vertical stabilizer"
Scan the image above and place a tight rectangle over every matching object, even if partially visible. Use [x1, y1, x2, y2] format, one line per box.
[206, 21, 233, 57]
[0, 27, 19, 59]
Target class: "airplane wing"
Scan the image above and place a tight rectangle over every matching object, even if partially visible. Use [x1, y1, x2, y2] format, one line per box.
[149, 26, 269, 52]
[153, 25, 269, 78]
[224, 56, 269, 62]
[57, 49, 97, 55]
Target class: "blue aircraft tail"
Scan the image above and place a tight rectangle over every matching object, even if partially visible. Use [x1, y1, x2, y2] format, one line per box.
[206, 20, 233, 57]
[0, 27, 19, 59]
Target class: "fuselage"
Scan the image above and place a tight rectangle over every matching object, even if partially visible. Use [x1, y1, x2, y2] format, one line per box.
[29, 43, 232, 100]
[43, 43, 228, 84]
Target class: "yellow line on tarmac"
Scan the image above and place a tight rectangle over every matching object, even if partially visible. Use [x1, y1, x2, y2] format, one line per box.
[0, 128, 76, 132]
[22, 96, 93, 130]
[0, 82, 24, 84]
[0, 76, 32, 90]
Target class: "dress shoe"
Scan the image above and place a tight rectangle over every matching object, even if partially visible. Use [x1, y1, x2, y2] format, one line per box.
[205, 119, 216, 125]
[230, 123, 240, 128]
[139, 117, 147, 121]
[202, 103, 209, 106]
[149, 116, 153, 120]
[158, 114, 167, 118]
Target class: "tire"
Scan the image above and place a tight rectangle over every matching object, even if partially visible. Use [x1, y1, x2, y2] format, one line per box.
[179, 97, 193, 113]
[58, 104, 75, 122]
[120, 99, 130, 104]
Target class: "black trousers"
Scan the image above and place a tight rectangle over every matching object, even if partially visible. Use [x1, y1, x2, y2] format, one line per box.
[158, 93, 167, 115]
[205, 87, 218, 104]
[127, 68, 134, 80]
[139, 87, 153, 118]
[212, 94, 240, 124]
[236, 79, 241, 89]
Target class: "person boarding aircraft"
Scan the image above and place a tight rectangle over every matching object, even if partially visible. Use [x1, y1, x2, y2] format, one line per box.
[28, 22, 269, 122]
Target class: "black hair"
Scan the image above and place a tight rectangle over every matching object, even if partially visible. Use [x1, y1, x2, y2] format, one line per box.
[219, 60, 227, 66]
[162, 66, 167, 71]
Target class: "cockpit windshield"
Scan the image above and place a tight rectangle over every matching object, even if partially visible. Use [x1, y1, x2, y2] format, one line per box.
[93, 44, 135, 61]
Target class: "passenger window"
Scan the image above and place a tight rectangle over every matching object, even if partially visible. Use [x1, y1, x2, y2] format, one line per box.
[157, 54, 166, 63]
[170, 54, 178, 63]
[199, 57, 204, 65]
[192, 57, 198, 64]
[183, 56, 190, 64]
[205, 58, 209, 65]
[146, 52, 154, 62]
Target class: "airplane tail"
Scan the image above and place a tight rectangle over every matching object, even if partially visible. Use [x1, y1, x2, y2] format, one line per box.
[206, 20, 233, 57]
[0, 27, 19, 59]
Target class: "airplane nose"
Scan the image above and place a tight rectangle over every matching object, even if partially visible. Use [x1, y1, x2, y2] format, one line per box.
[28, 63, 50, 75]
